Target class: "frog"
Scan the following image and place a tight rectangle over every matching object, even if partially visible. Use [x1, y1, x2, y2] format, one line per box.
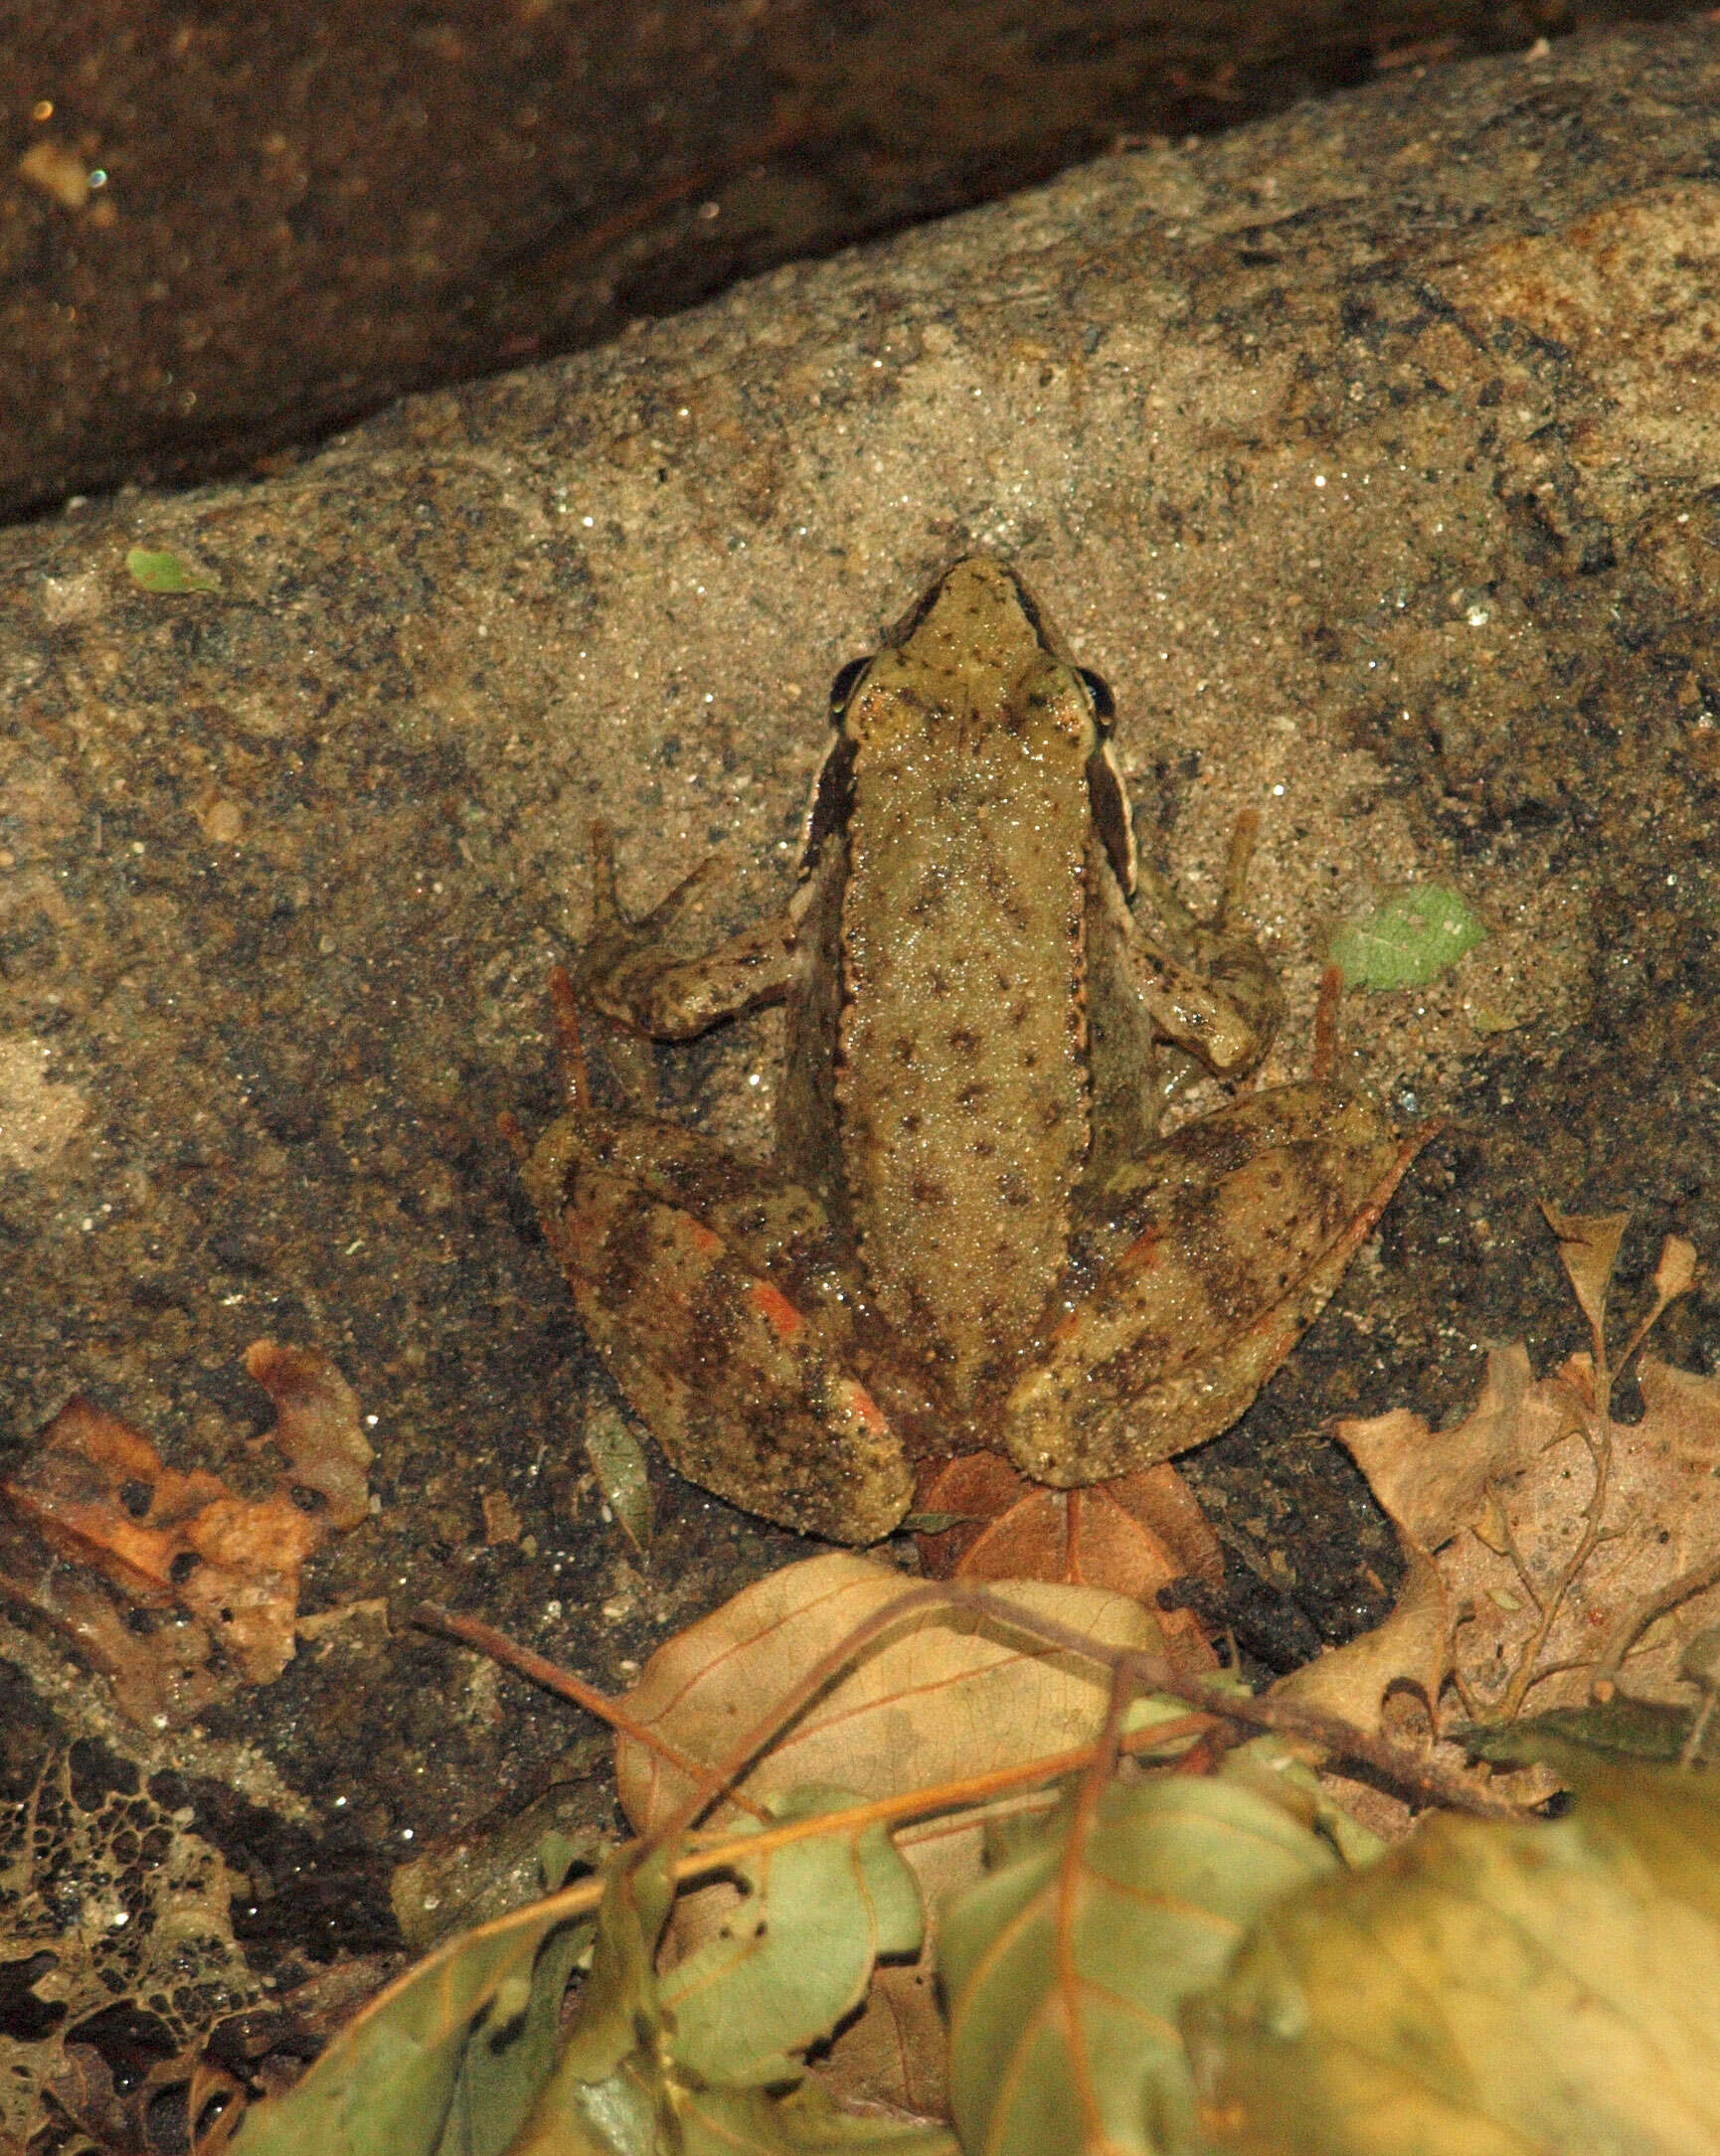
[519, 556, 1419, 1545]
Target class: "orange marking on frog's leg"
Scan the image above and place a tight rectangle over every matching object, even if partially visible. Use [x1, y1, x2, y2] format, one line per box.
[748, 1279, 805, 1339]
[684, 1219, 724, 1259]
[497, 1109, 530, 1163]
[1119, 1223, 1167, 1273]
[831, 1376, 892, 1438]
[1311, 964, 1343, 1083]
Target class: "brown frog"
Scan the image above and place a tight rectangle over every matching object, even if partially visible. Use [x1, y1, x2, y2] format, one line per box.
[520, 558, 1418, 1542]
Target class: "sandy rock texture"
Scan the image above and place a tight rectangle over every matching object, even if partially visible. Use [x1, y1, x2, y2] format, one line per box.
[2, 20, 1718, 1908]
[1, 0, 1637, 519]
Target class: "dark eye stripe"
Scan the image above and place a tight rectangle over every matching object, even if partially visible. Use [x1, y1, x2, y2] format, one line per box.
[1078, 666, 1115, 723]
[829, 655, 870, 718]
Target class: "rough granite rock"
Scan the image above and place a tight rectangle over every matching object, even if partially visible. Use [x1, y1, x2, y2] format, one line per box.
[2, 21, 1719, 1906]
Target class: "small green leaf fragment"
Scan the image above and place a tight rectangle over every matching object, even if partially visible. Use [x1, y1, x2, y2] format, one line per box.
[585, 1398, 654, 1555]
[1329, 883, 1485, 991]
[125, 544, 220, 592]
[230, 1892, 596, 2156]
[1460, 1697, 1697, 1772]
[680, 2081, 957, 2153]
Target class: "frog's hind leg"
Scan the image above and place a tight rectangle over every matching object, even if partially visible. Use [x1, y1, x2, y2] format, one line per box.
[515, 963, 915, 1545]
[1003, 1082, 1432, 1488]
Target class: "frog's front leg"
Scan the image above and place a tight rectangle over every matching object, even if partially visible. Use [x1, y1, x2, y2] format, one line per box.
[1113, 808, 1287, 1091]
[576, 820, 802, 1039]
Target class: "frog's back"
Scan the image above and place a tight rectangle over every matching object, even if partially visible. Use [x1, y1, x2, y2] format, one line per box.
[833, 560, 1097, 1407]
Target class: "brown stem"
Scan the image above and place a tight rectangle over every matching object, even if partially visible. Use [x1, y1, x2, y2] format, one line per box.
[410, 1601, 765, 1816]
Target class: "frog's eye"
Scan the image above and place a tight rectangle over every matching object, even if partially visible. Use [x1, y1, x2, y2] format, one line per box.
[828, 655, 871, 720]
[1078, 666, 1116, 723]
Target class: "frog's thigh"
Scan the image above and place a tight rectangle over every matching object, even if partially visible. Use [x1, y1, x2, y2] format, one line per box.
[1003, 1138, 1404, 1487]
[530, 1139, 912, 1543]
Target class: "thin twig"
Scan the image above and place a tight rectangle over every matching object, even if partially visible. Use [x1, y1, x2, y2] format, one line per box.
[1590, 1550, 1720, 1699]
[410, 1601, 766, 1817]
[1498, 1378, 1614, 1724]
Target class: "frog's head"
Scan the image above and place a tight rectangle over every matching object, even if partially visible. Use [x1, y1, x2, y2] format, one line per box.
[803, 556, 1134, 894]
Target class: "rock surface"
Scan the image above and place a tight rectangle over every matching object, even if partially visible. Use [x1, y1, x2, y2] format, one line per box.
[2, 19, 1718, 1908]
[0, 0, 1671, 518]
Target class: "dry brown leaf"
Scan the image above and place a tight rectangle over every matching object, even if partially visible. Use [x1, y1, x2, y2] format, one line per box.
[1539, 1202, 1629, 1345]
[617, 1552, 1174, 2115]
[614, 1551, 1168, 1832]
[808, 1956, 949, 2120]
[1, 1360, 368, 1720]
[0, 1505, 220, 1725]
[1654, 1234, 1699, 1312]
[1338, 1342, 1571, 1552]
[1273, 1541, 1449, 1735]
[915, 1452, 1221, 1665]
[1339, 1346, 1720, 1730]
[245, 1340, 373, 1529]
[4, 1397, 319, 1686]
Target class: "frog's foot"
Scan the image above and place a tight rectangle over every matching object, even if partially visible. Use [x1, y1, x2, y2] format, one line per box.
[520, 1110, 915, 1545]
[1002, 1087, 1429, 1487]
[577, 820, 796, 1039]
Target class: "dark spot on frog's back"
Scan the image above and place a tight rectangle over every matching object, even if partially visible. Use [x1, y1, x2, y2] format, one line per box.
[996, 1171, 1034, 1208]
[892, 1034, 918, 1066]
[910, 1171, 950, 1207]
[947, 1026, 980, 1056]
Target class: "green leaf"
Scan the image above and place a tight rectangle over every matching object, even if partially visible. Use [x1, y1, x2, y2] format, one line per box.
[124, 543, 220, 592]
[559, 1848, 675, 2084]
[661, 1786, 924, 2088]
[1186, 1768, 1720, 2154]
[232, 1894, 596, 2156]
[941, 1775, 1337, 2156]
[1328, 884, 1485, 991]
[432, 1918, 594, 2156]
[585, 1397, 654, 1555]
[679, 2081, 956, 2154]
[510, 1848, 679, 2155]
[1460, 1696, 1697, 1773]
[513, 2050, 664, 2156]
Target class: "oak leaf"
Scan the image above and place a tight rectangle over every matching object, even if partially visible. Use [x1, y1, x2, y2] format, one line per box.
[1328, 1215, 1716, 1742]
